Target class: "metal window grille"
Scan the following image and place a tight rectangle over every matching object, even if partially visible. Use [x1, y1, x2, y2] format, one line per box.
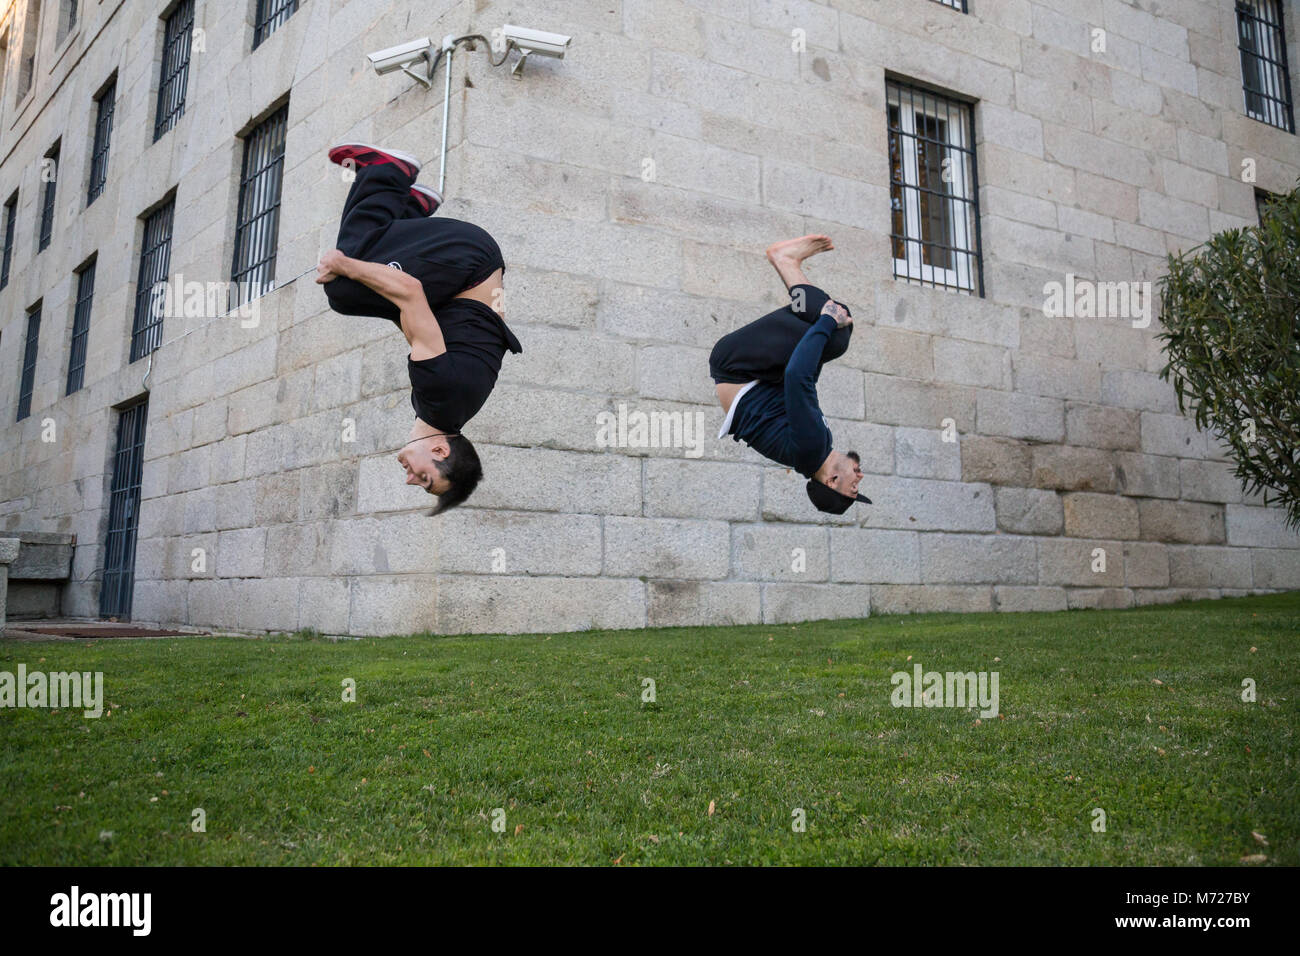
[887, 79, 983, 295]
[153, 0, 195, 141]
[17, 304, 40, 421]
[38, 145, 58, 252]
[56, 0, 78, 44]
[1, 195, 16, 289]
[254, 0, 299, 49]
[1237, 0, 1295, 133]
[231, 104, 288, 306]
[930, 0, 967, 11]
[88, 78, 116, 204]
[130, 200, 175, 363]
[16, 0, 41, 100]
[17, 54, 34, 99]
[101, 399, 149, 619]
[66, 260, 95, 394]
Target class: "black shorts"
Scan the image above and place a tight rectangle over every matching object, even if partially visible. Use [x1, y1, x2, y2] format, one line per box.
[323, 163, 505, 323]
[709, 284, 852, 385]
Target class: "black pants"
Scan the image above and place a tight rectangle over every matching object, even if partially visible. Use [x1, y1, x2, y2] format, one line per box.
[324, 164, 504, 324]
[709, 284, 852, 385]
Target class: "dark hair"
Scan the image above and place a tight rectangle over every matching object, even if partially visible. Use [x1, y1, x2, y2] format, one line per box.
[428, 435, 483, 516]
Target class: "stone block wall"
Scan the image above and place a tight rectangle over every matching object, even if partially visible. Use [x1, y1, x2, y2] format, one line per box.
[1, 0, 1298, 634]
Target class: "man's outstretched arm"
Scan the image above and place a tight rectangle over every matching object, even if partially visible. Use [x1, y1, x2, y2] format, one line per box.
[317, 249, 447, 360]
[783, 300, 851, 439]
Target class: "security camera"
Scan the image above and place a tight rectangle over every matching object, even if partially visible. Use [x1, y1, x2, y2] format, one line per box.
[502, 25, 572, 57]
[502, 24, 572, 77]
[367, 37, 434, 87]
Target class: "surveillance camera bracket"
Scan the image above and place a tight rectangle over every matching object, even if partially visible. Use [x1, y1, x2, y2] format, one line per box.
[509, 46, 530, 79]
[400, 59, 433, 89]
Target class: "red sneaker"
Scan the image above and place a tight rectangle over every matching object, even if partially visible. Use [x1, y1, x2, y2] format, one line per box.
[410, 184, 443, 216]
[327, 143, 422, 179]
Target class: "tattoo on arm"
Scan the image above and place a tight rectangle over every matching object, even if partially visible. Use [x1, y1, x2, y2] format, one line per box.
[821, 300, 851, 328]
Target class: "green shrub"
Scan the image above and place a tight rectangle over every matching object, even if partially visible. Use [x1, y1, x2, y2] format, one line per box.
[1158, 182, 1300, 528]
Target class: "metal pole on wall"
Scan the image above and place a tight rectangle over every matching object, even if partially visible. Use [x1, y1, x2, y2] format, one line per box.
[439, 41, 453, 196]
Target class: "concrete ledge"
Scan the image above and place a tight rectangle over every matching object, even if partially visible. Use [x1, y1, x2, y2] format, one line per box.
[0, 537, 15, 633]
[3, 533, 76, 626]
[9, 532, 76, 580]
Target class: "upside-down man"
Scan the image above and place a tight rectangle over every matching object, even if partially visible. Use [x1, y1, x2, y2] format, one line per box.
[316, 144, 521, 515]
[710, 234, 871, 514]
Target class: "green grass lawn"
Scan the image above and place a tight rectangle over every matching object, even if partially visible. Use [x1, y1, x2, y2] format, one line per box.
[2, 593, 1296, 866]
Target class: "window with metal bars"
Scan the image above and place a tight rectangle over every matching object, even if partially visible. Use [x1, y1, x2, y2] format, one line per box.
[17, 304, 41, 421]
[88, 78, 116, 204]
[16, 0, 41, 102]
[1237, 0, 1295, 133]
[231, 103, 288, 307]
[0, 31, 9, 110]
[887, 79, 983, 295]
[154, 0, 195, 142]
[101, 398, 148, 619]
[66, 259, 95, 395]
[56, 0, 78, 44]
[39, 143, 59, 253]
[130, 199, 175, 363]
[254, 0, 299, 49]
[1, 194, 16, 290]
[930, 0, 967, 11]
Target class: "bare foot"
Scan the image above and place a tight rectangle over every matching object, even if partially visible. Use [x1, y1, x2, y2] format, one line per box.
[766, 234, 834, 267]
[766, 234, 834, 289]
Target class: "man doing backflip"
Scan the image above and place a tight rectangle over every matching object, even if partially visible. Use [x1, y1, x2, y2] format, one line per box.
[710, 234, 871, 514]
[316, 144, 521, 515]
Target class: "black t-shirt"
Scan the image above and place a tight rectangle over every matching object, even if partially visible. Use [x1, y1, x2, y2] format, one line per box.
[407, 298, 522, 431]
